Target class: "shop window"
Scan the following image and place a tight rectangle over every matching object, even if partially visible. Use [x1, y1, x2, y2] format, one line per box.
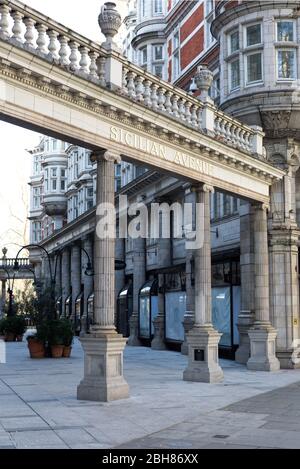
[165, 292, 186, 342]
[139, 279, 158, 340]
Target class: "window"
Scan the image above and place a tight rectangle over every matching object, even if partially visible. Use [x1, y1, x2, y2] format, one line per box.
[154, 0, 163, 14]
[44, 169, 49, 192]
[277, 49, 296, 80]
[230, 30, 239, 54]
[141, 47, 147, 65]
[173, 52, 180, 79]
[52, 179, 57, 191]
[230, 59, 240, 90]
[141, 0, 145, 17]
[33, 187, 41, 209]
[277, 21, 294, 42]
[223, 194, 231, 216]
[174, 32, 179, 50]
[52, 140, 57, 151]
[51, 168, 57, 178]
[246, 52, 262, 83]
[154, 44, 163, 61]
[33, 222, 41, 243]
[206, 17, 214, 47]
[246, 23, 262, 47]
[154, 64, 163, 79]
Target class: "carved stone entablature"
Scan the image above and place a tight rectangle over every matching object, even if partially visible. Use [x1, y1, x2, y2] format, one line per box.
[269, 228, 300, 248]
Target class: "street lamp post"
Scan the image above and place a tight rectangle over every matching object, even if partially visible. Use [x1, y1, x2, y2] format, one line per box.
[2, 266, 15, 318]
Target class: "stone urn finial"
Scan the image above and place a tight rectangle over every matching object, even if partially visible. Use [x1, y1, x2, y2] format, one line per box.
[194, 65, 214, 100]
[98, 2, 122, 46]
[2, 247, 7, 259]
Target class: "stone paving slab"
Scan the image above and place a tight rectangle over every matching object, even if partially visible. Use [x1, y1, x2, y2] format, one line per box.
[1, 341, 300, 448]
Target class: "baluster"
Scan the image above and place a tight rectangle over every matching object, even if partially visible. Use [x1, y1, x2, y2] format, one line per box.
[143, 79, 152, 107]
[135, 75, 144, 102]
[172, 95, 179, 118]
[244, 131, 251, 151]
[121, 66, 129, 96]
[47, 30, 59, 59]
[0, 4, 11, 39]
[179, 98, 186, 122]
[79, 46, 89, 74]
[36, 24, 48, 54]
[127, 71, 137, 100]
[23, 17, 35, 48]
[220, 119, 227, 139]
[150, 84, 159, 111]
[235, 128, 242, 149]
[89, 51, 99, 78]
[185, 102, 192, 125]
[157, 88, 166, 112]
[11, 10, 23, 43]
[239, 130, 246, 150]
[197, 108, 203, 130]
[165, 91, 172, 114]
[232, 125, 238, 146]
[191, 105, 198, 128]
[68, 41, 79, 71]
[58, 35, 69, 66]
[226, 122, 232, 143]
[97, 55, 106, 87]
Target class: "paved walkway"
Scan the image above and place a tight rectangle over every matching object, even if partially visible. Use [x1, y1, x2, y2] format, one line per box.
[0, 340, 300, 449]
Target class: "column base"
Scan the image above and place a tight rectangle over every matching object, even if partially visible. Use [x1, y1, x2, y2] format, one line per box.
[181, 313, 194, 356]
[151, 315, 166, 351]
[247, 322, 280, 372]
[127, 313, 141, 346]
[235, 311, 255, 364]
[183, 324, 224, 383]
[77, 329, 129, 402]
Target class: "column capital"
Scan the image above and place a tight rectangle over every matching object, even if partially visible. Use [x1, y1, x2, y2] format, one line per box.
[91, 150, 121, 164]
[252, 202, 270, 213]
[191, 183, 214, 194]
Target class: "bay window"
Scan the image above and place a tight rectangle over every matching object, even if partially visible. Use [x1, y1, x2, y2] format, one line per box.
[246, 52, 262, 84]
[230, 59, 240, 90]
[277, 21, 294, 42]
[246, 23, 262, 47]
[277, 49, 296, 80]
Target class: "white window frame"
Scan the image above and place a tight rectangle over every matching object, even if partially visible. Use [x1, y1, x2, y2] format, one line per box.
[276, 48, 297, 81]
[228, 29, 239, 55]
[153, 0, 163, 15]
[276, 20, 296, 43]
[245, 51, 263, 86]
[244, 22, 262, 48]
[153, 44, 164, 61]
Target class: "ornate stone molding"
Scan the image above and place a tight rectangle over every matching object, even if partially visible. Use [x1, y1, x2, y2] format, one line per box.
[91, 150, 121, 164]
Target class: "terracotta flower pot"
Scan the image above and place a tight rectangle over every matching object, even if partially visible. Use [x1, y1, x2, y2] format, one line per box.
[28, 339, 45, 359]
[63, 346, 72, 358]
[51, 345, 64, 359]
[5, 333, 15, 342]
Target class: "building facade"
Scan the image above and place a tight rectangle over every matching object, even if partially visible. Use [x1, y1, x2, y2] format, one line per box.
[27, 0, 300, 369]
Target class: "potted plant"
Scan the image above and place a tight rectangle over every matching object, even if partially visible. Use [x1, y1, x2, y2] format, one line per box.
[27, 334, 45, 359]
[0, 316, 26, 342]
[61, 319, 74, 358]
[48, 320, 65, 358]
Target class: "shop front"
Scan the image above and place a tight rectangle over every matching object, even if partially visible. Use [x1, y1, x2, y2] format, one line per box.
[138, 278, 159, 345]
[211, 259, 241, 359]
[117, 281, 133, 338]
[164, 269, 186, 351]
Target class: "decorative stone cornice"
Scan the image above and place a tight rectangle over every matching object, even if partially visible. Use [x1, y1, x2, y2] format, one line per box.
[91, 150, 121, 164]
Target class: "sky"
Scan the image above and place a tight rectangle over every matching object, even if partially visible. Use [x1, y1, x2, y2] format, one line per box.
[0, 0, 129, 257]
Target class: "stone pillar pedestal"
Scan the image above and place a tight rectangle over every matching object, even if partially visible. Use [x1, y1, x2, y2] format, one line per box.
[151, 274, 166, 350]
[127, 313, 141, 346]
[77, 330, 129, 402]
[247, 322, 280, 372]
[247, 204, 280, 372]
[183, 185, 223, 383]
[151, 315, 166, 350]
[77, 150, 129, 402]
[236, 311, 255, 364]
[183, 325, 223, 383]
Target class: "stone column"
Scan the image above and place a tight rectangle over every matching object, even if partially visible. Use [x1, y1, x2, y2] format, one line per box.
[181, 252, 195, 355]
[183, 184, 223, 383]
[151, 273, 166, 350]
[0, 280, 6, 318]
[235, 201, 255, 364]
[61, 249, 71, 316]
[71, 243, 81, 325]
[77, 150, 129, 402]
[81, 236, 94, 334]
[247, 204, 280, 371]
[127, 237, 146, 346]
